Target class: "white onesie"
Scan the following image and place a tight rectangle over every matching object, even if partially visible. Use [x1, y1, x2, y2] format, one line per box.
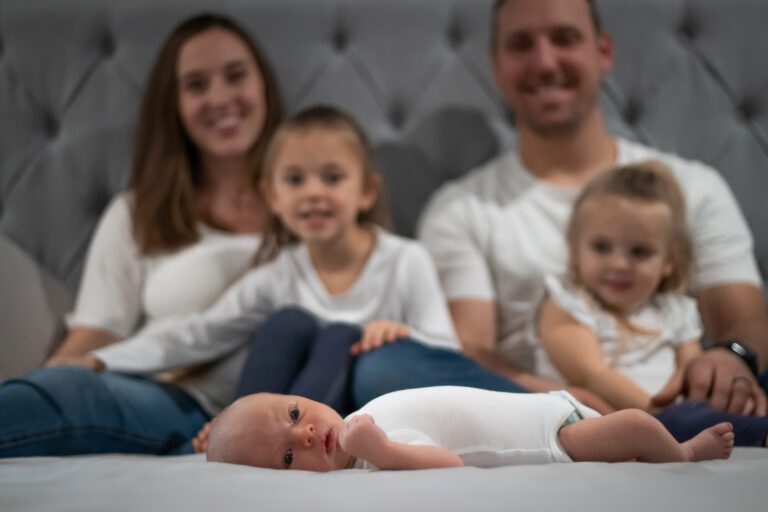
[349, 386, 600, 469]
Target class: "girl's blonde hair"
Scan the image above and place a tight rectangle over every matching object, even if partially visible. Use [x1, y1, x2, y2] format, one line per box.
[252, 106, 391, 266]
[567, 160, 693, 294]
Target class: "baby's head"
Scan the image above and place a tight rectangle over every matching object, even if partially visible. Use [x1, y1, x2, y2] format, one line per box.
[566, 161, 691, 313]
[206, 393, 352, 472]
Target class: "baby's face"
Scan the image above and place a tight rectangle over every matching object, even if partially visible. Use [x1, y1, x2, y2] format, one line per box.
[244, 394, 352, 471]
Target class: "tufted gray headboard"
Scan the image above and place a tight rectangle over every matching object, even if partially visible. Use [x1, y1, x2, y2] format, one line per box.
[1, 0, 767, 374]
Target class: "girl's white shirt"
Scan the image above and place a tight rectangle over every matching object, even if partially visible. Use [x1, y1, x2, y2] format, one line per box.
[94, 227, 460, 377]
[532, 274, 703, 395]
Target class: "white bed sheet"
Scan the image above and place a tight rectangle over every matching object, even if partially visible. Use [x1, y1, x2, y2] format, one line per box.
[2, 449, 768, 512]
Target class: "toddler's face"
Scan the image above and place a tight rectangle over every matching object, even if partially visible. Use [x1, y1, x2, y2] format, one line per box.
[242, 394, 352, 472]
[573, 195, 673, 313]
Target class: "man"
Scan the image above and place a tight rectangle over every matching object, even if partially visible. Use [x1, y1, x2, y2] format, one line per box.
[416, 0, 768, 415]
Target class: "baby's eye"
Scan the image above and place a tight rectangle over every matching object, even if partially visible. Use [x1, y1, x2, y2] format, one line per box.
[284, 449, 294, 468]
[290, 405, 300, 423]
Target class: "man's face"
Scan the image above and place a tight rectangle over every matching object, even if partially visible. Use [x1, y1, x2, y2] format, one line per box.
[491, 0, 613, 137]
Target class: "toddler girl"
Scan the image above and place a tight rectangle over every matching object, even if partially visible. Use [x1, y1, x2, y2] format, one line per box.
[535, 161, 768, 446]
[92, 106, 461, 420]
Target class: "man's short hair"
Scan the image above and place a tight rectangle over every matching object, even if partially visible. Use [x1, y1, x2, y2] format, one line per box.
[490, 0, 604, 48]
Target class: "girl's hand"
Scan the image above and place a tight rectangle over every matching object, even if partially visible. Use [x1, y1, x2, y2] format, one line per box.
[350, 321, 409, 355]
[45, 354, 106, 372]
[339, 414, 389, 459]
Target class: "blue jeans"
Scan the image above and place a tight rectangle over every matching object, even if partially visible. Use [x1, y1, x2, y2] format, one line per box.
[352, 340, 527, 408]
[0, 366, 209, 458]
[235, 307, 359, 415]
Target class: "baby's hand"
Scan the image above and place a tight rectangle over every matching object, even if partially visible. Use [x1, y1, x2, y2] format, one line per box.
[192, 421, 213, 454]
[339, 414, 389, 459]
[350, 321, 410, 355]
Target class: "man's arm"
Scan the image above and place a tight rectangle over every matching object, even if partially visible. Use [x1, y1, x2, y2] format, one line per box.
[698, 283, 768, 370]
[697, 283, 768, 412]
[654, 283, 768, 415]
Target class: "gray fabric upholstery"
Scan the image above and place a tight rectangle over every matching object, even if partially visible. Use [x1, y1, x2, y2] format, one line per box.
[1, 0, 767, 369]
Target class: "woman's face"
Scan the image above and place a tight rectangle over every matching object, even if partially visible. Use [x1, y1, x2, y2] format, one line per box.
[177, 28, 267, 165]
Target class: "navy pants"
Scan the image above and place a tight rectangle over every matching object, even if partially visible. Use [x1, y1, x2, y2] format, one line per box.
[235, 307, 360, 415]
[651, 369, 768, 446]
[656, 399, 768, 447]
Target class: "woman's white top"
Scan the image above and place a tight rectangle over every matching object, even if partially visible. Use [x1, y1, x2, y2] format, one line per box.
[350, 386, 600, 469]
[94, 228, 460, 413]
[68, 194, 261, 414]
[532, 275, 703, 395]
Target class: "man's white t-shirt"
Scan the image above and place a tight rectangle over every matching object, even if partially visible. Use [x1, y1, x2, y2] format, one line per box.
[349, 386, 600, 469]
[418, 138, 761, 369]
[95, 229, 460, 412]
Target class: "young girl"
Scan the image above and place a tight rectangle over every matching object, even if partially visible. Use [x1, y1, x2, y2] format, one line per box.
[191, 106, 536, 450]
[535, 161, 768, 446]
[85, 106, 461, 419]
[205, 387, 735, 471]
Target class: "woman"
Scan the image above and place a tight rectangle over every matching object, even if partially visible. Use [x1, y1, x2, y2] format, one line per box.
[0, 13, 283, 457]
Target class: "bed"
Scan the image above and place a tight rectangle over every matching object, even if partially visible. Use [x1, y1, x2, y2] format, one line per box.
[1, 0, 767, 510]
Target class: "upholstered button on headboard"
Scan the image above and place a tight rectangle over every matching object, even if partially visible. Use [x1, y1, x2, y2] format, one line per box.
[1, 0, 767, 300]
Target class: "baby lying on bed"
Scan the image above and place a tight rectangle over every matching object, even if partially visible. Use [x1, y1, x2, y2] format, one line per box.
[205, 386, 734, 471]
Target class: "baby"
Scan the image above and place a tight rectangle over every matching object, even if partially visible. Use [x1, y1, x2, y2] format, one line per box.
[205, 386, 734, 471]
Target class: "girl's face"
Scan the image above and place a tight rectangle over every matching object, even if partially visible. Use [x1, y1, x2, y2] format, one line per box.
[573, 195, 673, 314]
[264, 128, 377, 246]
[177, 28, 266, 165]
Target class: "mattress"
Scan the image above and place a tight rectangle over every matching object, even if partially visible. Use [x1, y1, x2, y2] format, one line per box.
[2, 449, 767, 511]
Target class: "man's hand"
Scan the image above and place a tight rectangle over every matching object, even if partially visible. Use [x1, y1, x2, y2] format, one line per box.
[350, 321, 409, 355]
[339, 414, 390, 460]
[652, 349, 767, 416]
[45, 354, 106, 372]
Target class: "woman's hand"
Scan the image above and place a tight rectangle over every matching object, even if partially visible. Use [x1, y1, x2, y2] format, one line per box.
[45, 354, 106, 372]
[350, 321, 410, 355]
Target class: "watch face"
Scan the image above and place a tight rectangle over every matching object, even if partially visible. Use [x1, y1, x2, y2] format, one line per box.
[726, 340, 758, 374]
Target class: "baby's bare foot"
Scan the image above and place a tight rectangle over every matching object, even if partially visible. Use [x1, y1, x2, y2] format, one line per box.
[682, 422, 734, 461]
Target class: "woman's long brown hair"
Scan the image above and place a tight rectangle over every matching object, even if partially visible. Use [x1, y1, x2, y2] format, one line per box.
[130, 13, 283, 254]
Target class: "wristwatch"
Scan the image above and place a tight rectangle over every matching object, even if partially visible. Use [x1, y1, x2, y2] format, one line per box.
[713, 340, 759, 376]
